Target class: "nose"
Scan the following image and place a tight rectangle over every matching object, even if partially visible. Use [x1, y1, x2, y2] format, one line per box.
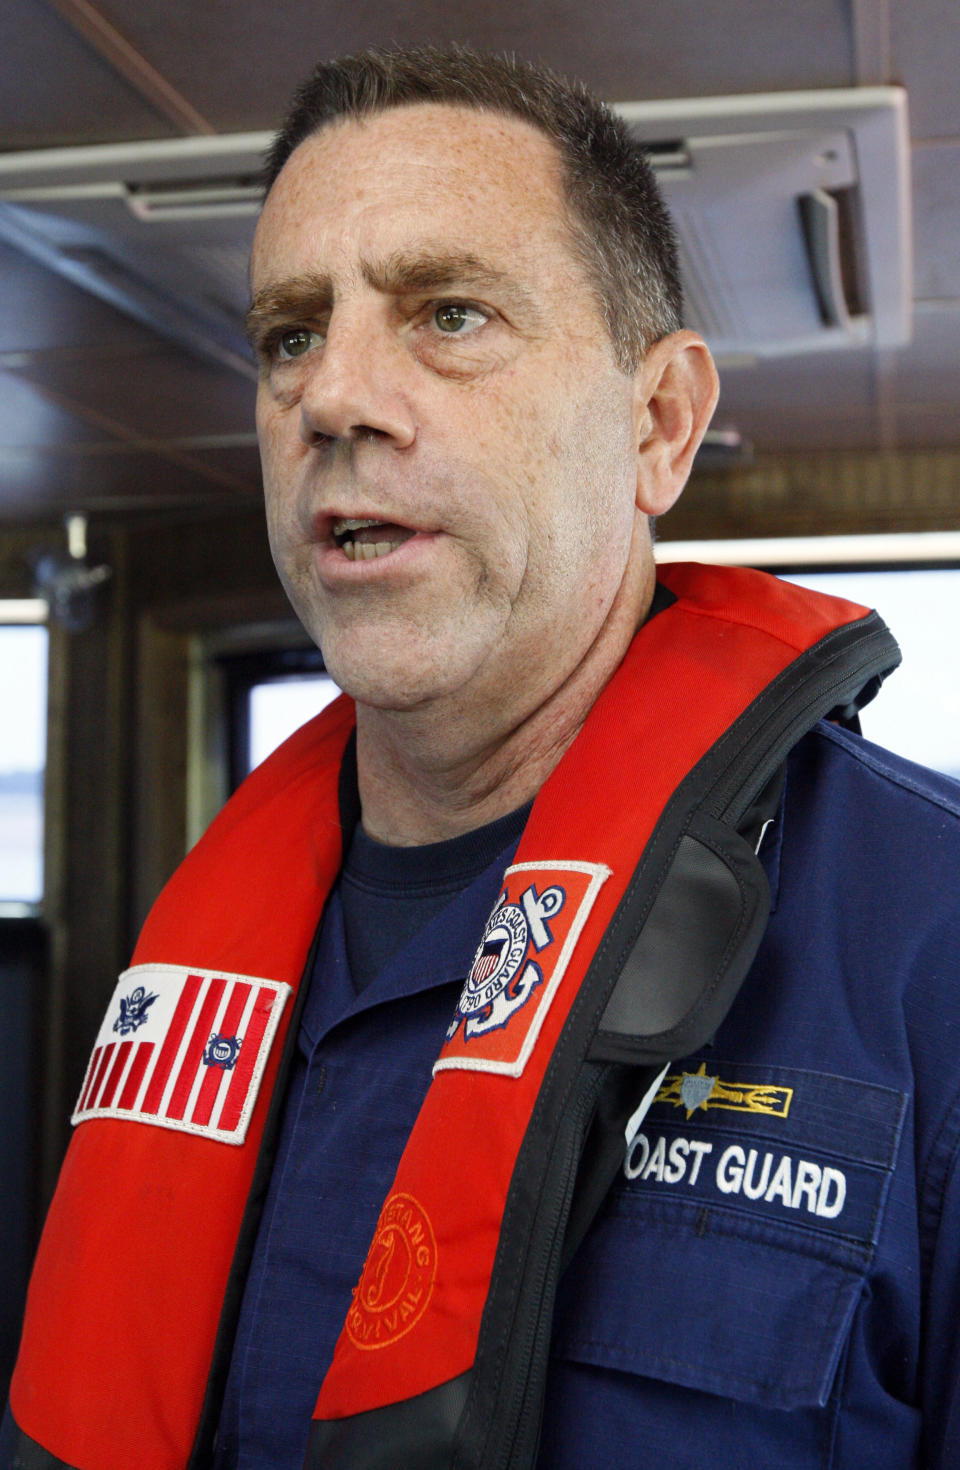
[297, 312, 416, 450]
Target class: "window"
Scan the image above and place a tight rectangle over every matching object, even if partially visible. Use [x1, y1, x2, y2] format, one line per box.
[780, 568, 960, 779]
[217, 646, 341, 790]
[248, 674, 341, 772]
[658, 534, 960, 780]
[0, 609, 49, 907]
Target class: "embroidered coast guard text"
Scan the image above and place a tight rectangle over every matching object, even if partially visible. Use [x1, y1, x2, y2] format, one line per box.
[72, 963, 291, 1144]
[625, 1129, 847, 1219]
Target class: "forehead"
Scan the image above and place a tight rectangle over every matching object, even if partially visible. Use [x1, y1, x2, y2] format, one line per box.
[251, 103, 577, 287]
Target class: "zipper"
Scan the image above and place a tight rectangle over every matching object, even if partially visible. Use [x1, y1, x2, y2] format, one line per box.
[485, 1065, 610, 1470]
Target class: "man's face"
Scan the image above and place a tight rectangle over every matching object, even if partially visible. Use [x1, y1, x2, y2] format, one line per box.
[249, 104, 646, 718]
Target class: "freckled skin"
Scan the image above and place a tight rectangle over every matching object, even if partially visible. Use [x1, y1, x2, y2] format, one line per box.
[250, 104, 715, 841]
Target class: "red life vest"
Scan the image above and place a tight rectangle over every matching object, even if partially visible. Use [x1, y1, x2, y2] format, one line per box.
[7, 565, 898, 1470]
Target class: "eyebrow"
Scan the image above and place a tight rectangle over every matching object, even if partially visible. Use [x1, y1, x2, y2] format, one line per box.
[246, 272, 333, 344]
[364, 249, 535, 310]
[246, 247, 541, 343]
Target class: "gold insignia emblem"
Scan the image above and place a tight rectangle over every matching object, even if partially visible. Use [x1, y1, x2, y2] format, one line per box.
[656, 1061, 793, 1120]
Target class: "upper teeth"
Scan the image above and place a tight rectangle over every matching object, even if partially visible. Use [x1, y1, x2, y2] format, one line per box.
[333, 517, 380, 536]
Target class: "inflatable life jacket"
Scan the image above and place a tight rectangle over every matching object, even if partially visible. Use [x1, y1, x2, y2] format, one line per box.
[5, 564, 900, 1470]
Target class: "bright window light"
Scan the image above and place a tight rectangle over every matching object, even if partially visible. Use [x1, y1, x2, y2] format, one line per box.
[780, 569, 960, 779]
[0, 623, 48, 904]
[248, 674, 341, 772]
[659, 541, 960, 780]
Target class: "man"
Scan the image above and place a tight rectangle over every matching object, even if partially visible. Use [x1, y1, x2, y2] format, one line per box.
[5, 46, 960, 1470]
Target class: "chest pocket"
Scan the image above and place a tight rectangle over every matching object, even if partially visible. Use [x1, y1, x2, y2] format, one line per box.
[547, 1062, 907, 1462]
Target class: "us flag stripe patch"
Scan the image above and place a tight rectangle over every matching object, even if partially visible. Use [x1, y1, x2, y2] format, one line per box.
[141, 970, 203, 1114]
[80, 1045, 112, 1112]
[165, 978, 226, 1121]
[218, 990, 274, 1133]
[72, 964, 292, 1145]
[192, 982, 250, 1127]
[100, 1041, 132, 1108]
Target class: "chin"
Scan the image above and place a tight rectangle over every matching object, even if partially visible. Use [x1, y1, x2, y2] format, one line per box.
[316, 604, 498, 704]
[320, 648, 462, 713]
[334, 675, 450, 714]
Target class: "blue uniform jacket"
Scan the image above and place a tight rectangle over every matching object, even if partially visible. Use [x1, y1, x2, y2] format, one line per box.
[217, 722, 960, 1470]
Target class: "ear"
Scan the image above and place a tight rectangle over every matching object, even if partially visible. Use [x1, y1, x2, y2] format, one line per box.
[632, 331, 719, 517]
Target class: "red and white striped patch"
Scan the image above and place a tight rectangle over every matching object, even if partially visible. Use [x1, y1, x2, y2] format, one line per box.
[72, 963, 291, 1145]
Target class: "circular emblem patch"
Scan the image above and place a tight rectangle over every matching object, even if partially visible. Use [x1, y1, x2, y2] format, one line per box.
[203, 1032, 242, 1070]
[460, 902, 528, 1015]
[346, 1192, 437, 1350]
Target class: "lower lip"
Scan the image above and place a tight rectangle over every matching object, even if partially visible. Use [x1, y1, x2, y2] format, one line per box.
[314, 530, 440, 582]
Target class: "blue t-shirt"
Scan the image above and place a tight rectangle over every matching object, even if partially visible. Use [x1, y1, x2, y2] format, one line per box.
[215, 804, 529, 1468]
[216, 725, 960, 1470]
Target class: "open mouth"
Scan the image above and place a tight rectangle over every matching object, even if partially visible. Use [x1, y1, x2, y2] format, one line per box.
[331, 517, 418, 562]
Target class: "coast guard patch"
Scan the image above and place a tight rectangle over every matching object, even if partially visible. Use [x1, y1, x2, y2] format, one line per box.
[72, 963, 291, 1144]
[435, 860, 610, 1078]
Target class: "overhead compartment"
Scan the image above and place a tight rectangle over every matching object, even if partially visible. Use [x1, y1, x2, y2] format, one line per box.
[0, 88, 911, 375]
[616, 88, 912, 358]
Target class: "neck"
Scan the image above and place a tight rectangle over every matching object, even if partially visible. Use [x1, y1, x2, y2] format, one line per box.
[355, 547, 656, 846]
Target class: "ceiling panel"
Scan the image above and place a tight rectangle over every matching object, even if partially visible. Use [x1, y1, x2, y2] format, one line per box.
[19, 350, 256, 440]
[0, 371, 109, 447]
[88, 0, 857, 133]
[715, 410, 885, 454]
[890, 0, 960, 139]
[893, 407, 960, 451]
[0, 243, 160, 354]
[714, 347, 878, 453]
[883, 306, 960, 406]
[912, 145, 960, 301]
[0, 0, 176, 147]
[183, 444, 264, 494]
[519, 0, 857, 103]
[0, 445, 248, 521]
